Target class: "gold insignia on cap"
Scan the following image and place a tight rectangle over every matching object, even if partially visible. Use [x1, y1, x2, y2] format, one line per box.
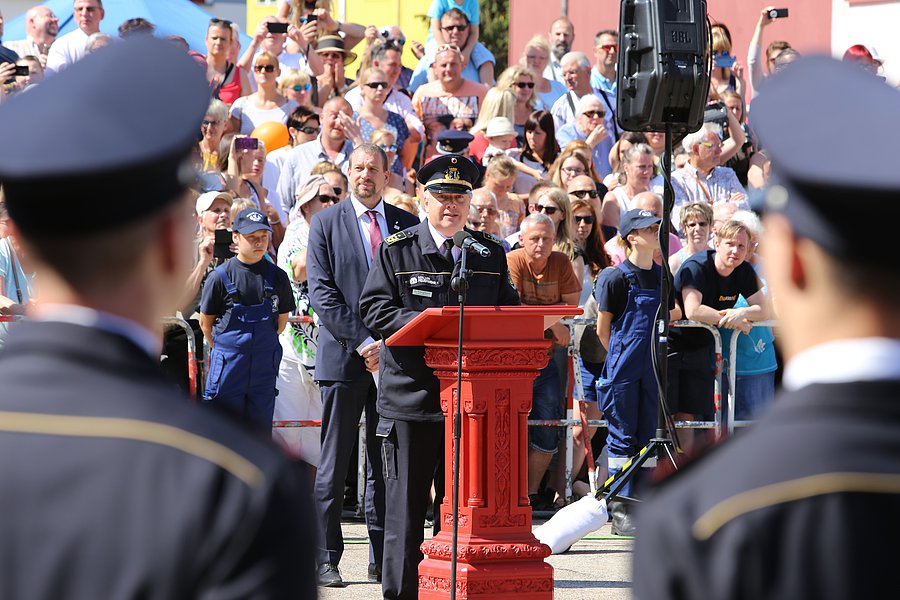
[445, 167, 461, 181]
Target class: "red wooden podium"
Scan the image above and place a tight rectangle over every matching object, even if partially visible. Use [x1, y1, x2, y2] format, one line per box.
[386, 306, 581, 599]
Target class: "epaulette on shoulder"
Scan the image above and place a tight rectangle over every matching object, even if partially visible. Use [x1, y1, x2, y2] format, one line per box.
[480, 232, 504, 246]
[385, 230, 412, 245]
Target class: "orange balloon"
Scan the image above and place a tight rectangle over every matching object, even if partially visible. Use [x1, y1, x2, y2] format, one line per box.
[251, 121, 290, 152]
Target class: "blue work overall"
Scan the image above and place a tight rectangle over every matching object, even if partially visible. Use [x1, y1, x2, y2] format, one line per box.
[204, 263, 282, 431]
[597, 264, 660, 497]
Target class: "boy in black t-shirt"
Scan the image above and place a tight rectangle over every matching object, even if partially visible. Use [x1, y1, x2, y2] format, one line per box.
[200, 208, 295, 431]
[669, 219, 767, 435]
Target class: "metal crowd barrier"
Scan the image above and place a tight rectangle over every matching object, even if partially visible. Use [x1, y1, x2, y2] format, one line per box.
[725, 320, 780, 435]
[161, 316, 198, 401]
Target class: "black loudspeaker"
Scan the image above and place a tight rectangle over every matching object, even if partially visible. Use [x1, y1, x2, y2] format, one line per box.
[617, 0, 710, 133]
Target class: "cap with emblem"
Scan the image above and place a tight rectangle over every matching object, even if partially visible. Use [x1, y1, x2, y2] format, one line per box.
[233, 208, 273, 235]
[752, 56, 900, 264]
[417, 154, 480, 194]
[619, 209, 660, 238]
[436, 130, 474, 155]
[0, 37, 210, 237]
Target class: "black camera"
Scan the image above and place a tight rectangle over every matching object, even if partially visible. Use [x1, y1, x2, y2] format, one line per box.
[768, 8, 788, 19]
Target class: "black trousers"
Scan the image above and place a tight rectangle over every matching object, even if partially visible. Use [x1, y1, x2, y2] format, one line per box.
[315, 377, 384, 567]
[380, 418, 444, 600]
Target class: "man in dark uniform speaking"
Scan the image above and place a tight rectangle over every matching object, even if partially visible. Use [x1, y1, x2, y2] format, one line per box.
[0, 38, 316, 598]
[634, 57, 900, 599]
[360, 154, 519, 600]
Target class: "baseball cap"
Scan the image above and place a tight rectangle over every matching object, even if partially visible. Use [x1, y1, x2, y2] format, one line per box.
[233, 208, 272, 234]
[195, 191, 232, 214]
[619, 209, 661, 238]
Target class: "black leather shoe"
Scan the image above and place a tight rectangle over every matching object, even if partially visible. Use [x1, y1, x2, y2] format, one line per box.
[317, 563, 345, 587]
[368, 563, 382, 583]
[608, 501, 636, 536]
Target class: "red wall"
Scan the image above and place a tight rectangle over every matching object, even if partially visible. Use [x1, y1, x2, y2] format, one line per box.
[509, 0, 831, 100]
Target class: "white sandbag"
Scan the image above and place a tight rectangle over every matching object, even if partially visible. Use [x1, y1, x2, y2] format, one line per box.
[533, 495, 608, 554]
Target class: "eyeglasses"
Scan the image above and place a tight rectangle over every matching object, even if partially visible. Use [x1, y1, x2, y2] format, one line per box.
[365, 81, 389, 90]
[441, 24, 468, 32]
[255, 64, 276, 73]
[582, 110, 606, 119]
[570, 189, 599, 199]
[298, 125, 320, 134]
[473, 205, 498, 215]
[292, 83, 312, 92]
[515, 81, 535, 89]
[561, 167, 586, 176]
[378, 143, 398, 152]
[598, 44, 618, 52]
[201, 120, 221, 128]
[574, 214, 595, 224]
[315, 194, 340, 204]
[533, 204, 559, 215]
[684, 220, 709, 228]
[699, 140, 723, 149]
[209, 18, 233, 27]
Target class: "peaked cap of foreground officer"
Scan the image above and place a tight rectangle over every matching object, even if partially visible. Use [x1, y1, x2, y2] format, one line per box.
[752, 56, 900, 265]
[0, 37, 210, 237]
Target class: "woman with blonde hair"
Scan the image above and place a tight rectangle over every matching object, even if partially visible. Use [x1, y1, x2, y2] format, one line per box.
[496, 65, 540, 140]
[528, 186, 582, 278]
[467, 87, 516, 163]
[602, 143, 661, 224]
[710, 26, 745, 97]
[278, 68, 317, 112]
[226, 136, 286, 249]
[229, 52, 298, 134]
[550, 148, 596, 190]
[482, 155, 525, 239]
[520, 35, 567, 110]
[370, 128, 408, 194]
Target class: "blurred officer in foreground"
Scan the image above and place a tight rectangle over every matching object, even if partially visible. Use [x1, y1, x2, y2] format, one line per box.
[634, 56, 900, 600]
[360, 154, 519, 600]
[0, 38, 316, 598]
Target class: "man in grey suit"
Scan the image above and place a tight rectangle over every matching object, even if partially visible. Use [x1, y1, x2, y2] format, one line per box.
[307, 143, 419, 587]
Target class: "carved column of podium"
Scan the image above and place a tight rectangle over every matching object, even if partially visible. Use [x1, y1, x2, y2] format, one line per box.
[385, 306, 581, 599]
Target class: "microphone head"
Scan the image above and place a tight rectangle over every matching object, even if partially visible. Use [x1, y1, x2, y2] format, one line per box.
[452, 230, 472, 248]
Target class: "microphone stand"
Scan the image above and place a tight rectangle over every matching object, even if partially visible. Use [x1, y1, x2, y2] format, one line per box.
[448, 247, 470, 600]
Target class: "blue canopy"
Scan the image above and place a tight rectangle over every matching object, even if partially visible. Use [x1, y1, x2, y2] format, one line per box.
[3, 0, 252, 55]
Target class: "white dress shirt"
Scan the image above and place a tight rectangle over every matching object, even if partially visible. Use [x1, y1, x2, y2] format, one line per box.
[427, 222, 460, 263]
[351, 196, 388, 354]
[783, 338, 900, 391]
[45, 28, 90, 74]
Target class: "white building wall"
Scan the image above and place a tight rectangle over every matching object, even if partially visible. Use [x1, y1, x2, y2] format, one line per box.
[832, 0, 900, 85]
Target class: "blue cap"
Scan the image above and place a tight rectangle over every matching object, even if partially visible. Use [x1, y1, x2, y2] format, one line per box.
[233, 208, 272, 235]
[417, 155, 479, 194]
[436, 130, 474, 155]
[753, 56, 900, 264]
[618, 209, 661, 238]
[0, 37, 209, 237]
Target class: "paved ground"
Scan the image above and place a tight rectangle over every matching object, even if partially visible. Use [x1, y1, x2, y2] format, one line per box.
[319, 519, 633, 599]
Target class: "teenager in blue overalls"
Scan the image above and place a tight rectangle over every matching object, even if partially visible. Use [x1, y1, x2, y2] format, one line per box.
[595, 209, 676, 535]
[200, 208, 295, 431]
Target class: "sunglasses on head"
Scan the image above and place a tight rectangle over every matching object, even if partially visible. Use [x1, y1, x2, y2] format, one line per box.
[255, 64, 276, 73]
[574, 214, 595, 224]
[570, 189, 599, 199]
[210, 18, 233, 27]
[315, 194, 340, 204]
[441, 24, 468, 32]
[365, 81, 389, 90]
[292, 83, 312, 92]
[533, 204, 559, 215]
[516, 81, 535, 89]
[435, 43, 461, 54]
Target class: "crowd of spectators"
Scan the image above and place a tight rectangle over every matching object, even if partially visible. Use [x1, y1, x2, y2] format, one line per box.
[0, 0, 894, 583]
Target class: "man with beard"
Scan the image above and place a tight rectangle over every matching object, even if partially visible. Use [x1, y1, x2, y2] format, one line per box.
[306, 144, 419, 588]
[46, 0, 104, 73]
[6, 6, 59, 68]
[545, 16, 575, 84]
[360, 154, 519, 600]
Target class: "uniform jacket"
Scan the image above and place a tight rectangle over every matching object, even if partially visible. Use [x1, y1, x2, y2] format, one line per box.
[633, 380, 900, 600]
[0, 321, 317, 600]
[306, 199, 419, 382]
[359, 221, 520, 421]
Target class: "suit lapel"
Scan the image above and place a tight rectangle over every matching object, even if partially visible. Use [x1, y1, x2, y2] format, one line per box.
[341, 201, 370, 268]
[383, 204, 406, 236]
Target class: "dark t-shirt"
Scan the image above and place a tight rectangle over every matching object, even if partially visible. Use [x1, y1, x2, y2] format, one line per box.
[200, 257, 295, 337]
[672, 249, 760, 351]
[595, 260, 664, 323]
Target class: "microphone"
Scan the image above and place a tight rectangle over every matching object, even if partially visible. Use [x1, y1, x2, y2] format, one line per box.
[453, 231, 491, 258]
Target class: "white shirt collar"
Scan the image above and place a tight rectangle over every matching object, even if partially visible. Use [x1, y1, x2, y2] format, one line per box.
[427, 222, 457, 258]
[32, 304, 162, 358]
[783, 337, 900, 391]
[350, 196, 385, 220]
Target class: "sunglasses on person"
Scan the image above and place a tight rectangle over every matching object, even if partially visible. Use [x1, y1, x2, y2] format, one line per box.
[365, 81, 389, 90]
[378, 143, 398, 152]
[332, 186, 345, 196]
[441, 24, 468, 33]
[574, 214, 595, 224]
[533, 204, 559, 215]
[255, 64, 277, 73]
[582, 110, 605, 119]
[292, 83, 312, 92]
[210, 18, 233, 27]
[570, 189, 599, 199]
[315, 194, 340, 204]
[699, 140, 723, 149]
[304, 1, 317, 8]
[298, 125, 320, 134]
[515, 81, 535, 89]
[598, 44, 618, 52]
[201, 119, 222, 128]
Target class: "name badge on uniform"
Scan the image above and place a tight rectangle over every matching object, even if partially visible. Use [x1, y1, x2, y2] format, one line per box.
[412, 289, 433, 298]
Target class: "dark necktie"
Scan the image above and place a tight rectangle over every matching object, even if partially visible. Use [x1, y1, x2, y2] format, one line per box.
[442, 238, 455, 264]
[367, 210, 382, 258]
